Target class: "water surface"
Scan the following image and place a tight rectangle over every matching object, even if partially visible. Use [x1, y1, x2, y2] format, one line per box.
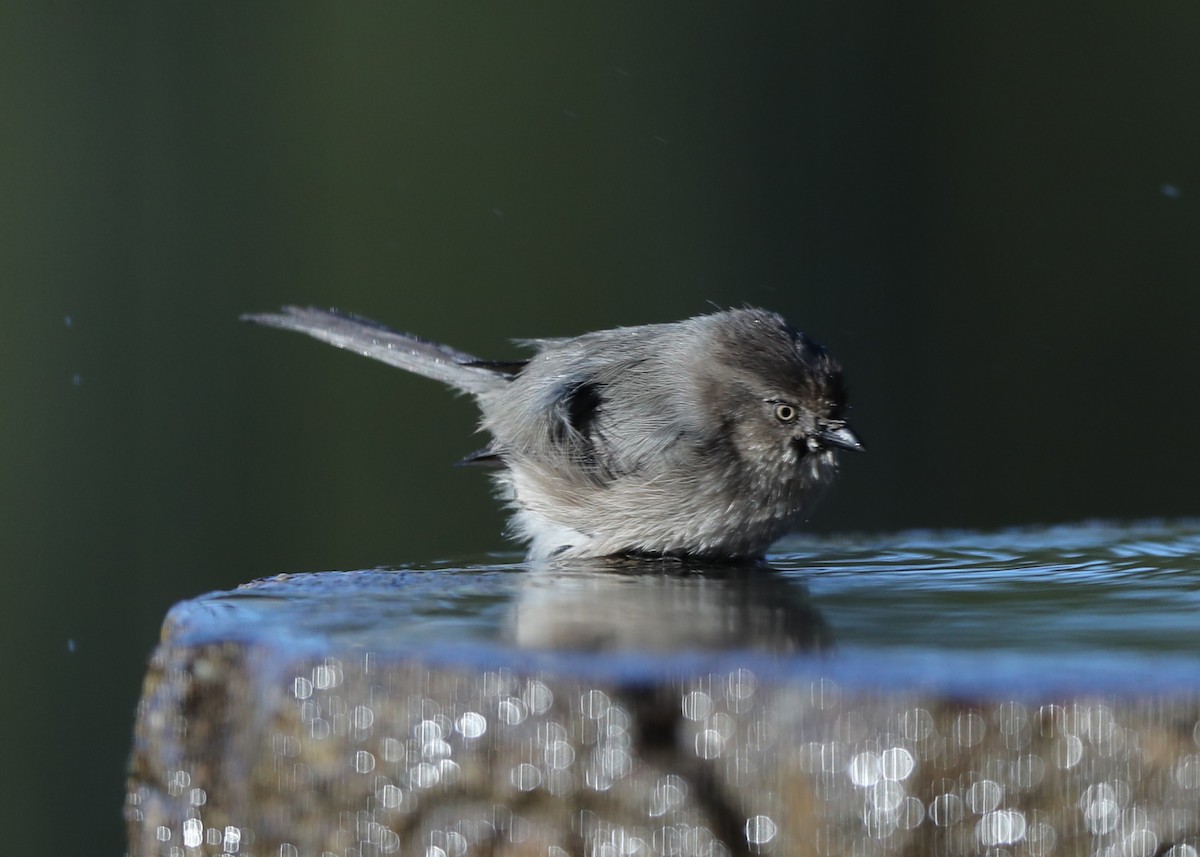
[170, 519, 1200, 698]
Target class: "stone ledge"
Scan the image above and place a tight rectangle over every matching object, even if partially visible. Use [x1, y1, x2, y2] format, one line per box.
[127, 639, 1200, 856]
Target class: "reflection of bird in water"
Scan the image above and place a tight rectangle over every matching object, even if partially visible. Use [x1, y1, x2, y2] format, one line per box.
[508, 560, 831, 654]
[506, 559, 831, 857]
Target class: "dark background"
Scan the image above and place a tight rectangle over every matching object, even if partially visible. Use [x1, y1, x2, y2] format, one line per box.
[4, 2, 1198, 853]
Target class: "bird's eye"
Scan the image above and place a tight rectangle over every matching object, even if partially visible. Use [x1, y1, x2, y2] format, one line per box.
[773, 403, 798, 423]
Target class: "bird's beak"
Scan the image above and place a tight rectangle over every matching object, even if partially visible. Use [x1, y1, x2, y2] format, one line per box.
[814, 421, 864, 453]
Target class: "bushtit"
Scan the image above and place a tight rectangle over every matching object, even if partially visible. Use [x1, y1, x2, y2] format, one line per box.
[243, 307, 862, 561]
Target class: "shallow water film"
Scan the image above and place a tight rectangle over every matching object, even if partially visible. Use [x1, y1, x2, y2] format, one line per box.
[127, 520, 1200, 856]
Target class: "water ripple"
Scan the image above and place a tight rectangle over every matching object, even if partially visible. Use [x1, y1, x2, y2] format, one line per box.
[171, 518, 1200, 695]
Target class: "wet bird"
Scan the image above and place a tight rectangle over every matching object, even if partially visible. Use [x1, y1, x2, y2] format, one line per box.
[243, 306, 862, 561]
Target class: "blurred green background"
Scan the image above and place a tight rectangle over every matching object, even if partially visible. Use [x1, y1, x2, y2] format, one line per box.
[4, 2, 1199, 853]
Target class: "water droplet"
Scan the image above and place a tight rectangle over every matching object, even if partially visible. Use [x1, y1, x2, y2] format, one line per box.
[456, 711, 487, 739]
[819, 741, 847, 774]
[312, 659, 342, 690]
[511, 762, 542, 791]
[849, 752, 881, 787]
[1025, 821, 1057, 857]
[415, 719, 442, 742]
[1124, 828, 1159, 857]
[183, 818, 204, 847]
[810, 678, 840, 710]
[604, 705, 631, 739]
[538, 720, 568, 745]
[864, 802, 899, 839]
[966, 779, 1003, 814]
[409, 761, 440, 789]
[1038, 704, 1065, 738]
[354, 750, 375, 773]
[977, 809, 1027, 846]
[581, 689, 611, 719]
[953, 712, 986, 747]
[872, 780, 906, 814]
[1174, 754, 1200, 789]
[1013, 753, 1046, 789]
[930, 793, 963, 826]
[381, 736, 404, 763]
[1082, 794, 1120, 834]
[1051, 734, 1083, 769]
[498, 697, 527, 726]
[544, 738, 575, 769]
[900, 707, 934, 741]
[683, 690, 714, 721]
[438, 758, 461, 785]
[524, 679, 553, 714]
[745, 815, 777, 846]
[166, 769, 191, 796]
[648, 775, 687, 817]
[378, 783, 403, 808]
[998, 701, 1031, 749]
[695, 728, 724, 759]
[880, 747, 915, 781]
[378, 827, 402, 853]
[728, 669, 758, 703]
[432, 830, 467, 857]
[353, 705, 374, 730]
[711, 711, 736, 741]
[598, 745, 631, 780]
[898, 796, 924, 829]
[416, 734, 445, 763]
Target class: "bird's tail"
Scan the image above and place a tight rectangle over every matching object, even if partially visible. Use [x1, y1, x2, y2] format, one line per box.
[241, 306, 517, 395]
